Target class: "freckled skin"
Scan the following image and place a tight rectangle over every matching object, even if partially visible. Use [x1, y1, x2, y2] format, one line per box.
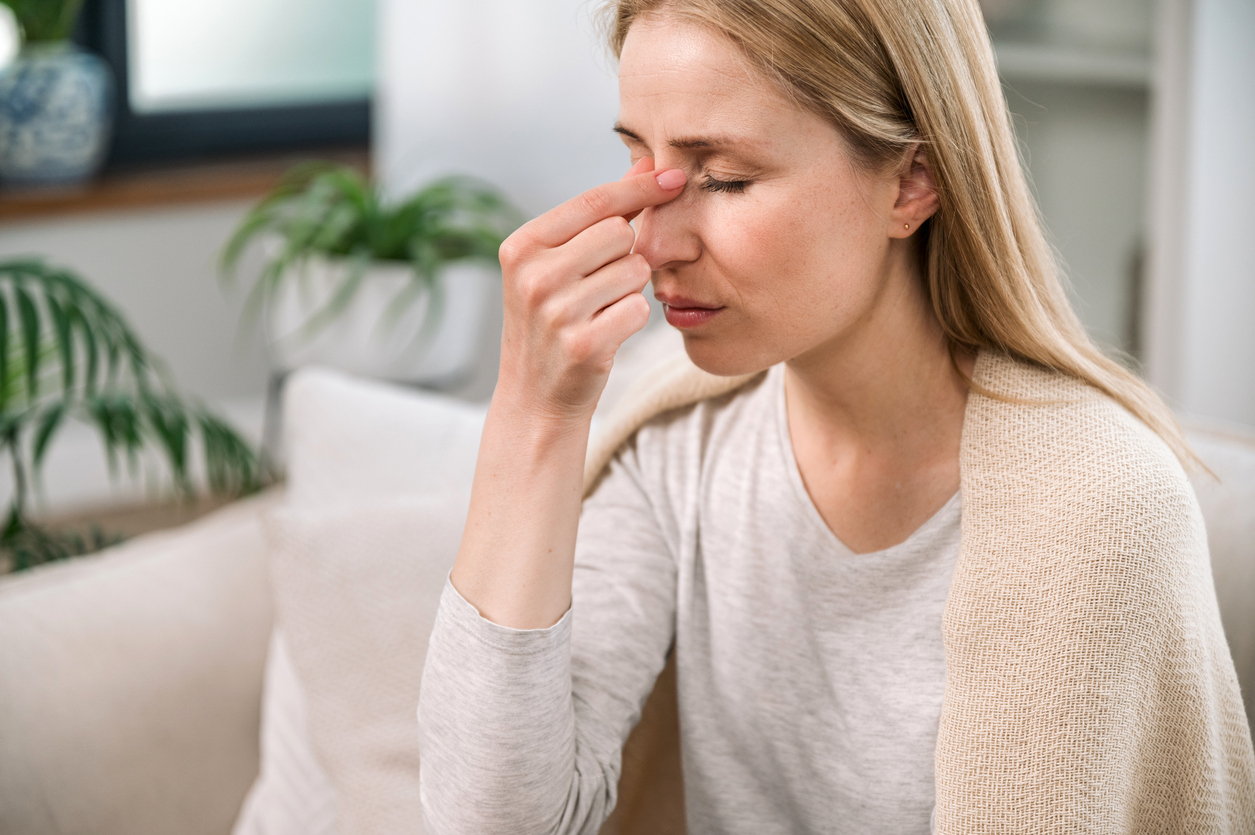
[618, 18, 971, 554]
[619, 18, 905, 377]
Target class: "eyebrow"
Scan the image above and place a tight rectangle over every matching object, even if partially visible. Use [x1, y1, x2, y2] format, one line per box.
[613, 123, 736, 150]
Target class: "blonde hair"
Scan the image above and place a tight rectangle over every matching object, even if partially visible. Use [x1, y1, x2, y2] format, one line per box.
[602, 0, 1196, 467]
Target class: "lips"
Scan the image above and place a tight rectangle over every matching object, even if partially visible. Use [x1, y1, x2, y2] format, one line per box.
[655, 292, 725, 329]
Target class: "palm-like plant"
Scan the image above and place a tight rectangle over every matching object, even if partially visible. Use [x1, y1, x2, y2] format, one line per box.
[220, 162, 524, 349]
[0, 258, 260, 571]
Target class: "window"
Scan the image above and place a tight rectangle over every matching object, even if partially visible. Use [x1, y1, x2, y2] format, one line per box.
[79, 0, 374, 167]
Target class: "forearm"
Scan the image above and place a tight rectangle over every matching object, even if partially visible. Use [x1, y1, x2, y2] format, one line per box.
[418, 581, 615, 835]
[449, 383, 592, 630]
[447, 159, 684, 628]
[419, 449, 680, 835]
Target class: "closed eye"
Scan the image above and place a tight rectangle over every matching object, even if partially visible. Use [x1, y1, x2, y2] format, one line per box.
[700, 175, 750, 194]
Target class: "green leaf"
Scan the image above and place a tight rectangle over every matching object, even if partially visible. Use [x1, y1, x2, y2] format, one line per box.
[14, 284, 41, 403]
[67, 303, 99, 395]
[0, 258, 264, 571]
[287, 250, 369, 345]
[85, 395, 120, 476]
[44, 292, 75, 393]
[219, 161, 523, 354]
[31, 403, 64, 470]
[220, 207, 280, 280]
[0, 289, 9, 410]
[141, 391, 189, 492]
[3, 0, 85, 42]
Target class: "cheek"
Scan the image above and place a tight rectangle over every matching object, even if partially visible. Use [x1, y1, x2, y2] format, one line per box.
[707, 185, 871, 311]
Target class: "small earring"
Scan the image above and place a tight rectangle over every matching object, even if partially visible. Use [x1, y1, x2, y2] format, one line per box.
[904, 223, 910, 230]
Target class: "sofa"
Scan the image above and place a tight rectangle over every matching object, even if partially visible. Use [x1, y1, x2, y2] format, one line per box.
[1, 355, 1253, 835]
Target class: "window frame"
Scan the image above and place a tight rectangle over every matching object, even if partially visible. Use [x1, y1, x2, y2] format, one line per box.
[79, 0, 370, 169]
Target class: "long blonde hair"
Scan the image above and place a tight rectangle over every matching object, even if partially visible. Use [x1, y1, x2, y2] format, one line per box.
[602, 0, 1195, 466]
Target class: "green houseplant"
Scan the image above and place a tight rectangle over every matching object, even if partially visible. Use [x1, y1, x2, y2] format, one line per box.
[0, 258, 260, 571]
[221, 162, 523, 383]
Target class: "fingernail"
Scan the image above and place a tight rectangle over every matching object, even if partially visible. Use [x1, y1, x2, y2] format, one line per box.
[655, 169, 686, 191]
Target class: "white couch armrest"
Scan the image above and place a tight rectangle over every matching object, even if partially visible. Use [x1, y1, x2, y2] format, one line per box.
[0, 489, 281, 835]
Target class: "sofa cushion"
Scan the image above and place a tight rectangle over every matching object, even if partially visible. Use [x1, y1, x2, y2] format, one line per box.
[1187, 426, 1255, 730]
[264, 495, 467, 835]
[235, 367, 485, 835]
[0, 489, 281, 835]
[282, 368, 485, 508]
[231, 627, 338, 835]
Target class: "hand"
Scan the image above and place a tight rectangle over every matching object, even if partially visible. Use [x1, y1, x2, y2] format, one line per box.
[496, 158, 687, 419]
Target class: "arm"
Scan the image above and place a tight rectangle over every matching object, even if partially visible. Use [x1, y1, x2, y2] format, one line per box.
[417, 161, 688, 833]
[418, 444, 679, 835]
[450, 158, 686, 630]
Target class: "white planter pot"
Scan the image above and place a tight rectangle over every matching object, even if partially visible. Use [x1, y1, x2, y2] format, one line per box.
[265, 257, 495, 385]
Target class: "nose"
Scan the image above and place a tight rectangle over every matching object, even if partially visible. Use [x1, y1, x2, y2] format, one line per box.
[631, 195, 701, 271]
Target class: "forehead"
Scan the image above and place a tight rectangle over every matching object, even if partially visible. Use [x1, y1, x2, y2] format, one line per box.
[617, 17, 797, 139]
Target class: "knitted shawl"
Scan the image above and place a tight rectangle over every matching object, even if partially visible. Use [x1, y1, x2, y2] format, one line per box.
[584, 349, 1255, 834]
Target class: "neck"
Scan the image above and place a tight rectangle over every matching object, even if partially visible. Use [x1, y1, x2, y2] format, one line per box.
[783, 249, 972, 462]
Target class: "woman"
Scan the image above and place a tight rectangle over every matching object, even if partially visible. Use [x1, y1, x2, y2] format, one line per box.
[418, 0, 1255, 832]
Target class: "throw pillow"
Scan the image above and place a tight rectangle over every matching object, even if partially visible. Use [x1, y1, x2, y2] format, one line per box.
[266, 494, 468, 835]
[231, 628, 338, 835]
[281, 367, 486, 507]
[233, 368, 487, 835]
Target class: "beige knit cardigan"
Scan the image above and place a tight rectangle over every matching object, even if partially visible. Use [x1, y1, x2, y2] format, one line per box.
[583, 349, 1255, 834]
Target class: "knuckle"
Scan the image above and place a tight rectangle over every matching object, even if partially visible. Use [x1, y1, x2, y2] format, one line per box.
[511, 270, 546, 308]
[537, 297, 566, 329]
[577, 187, 613, 220]
[633, 174, 658, 203]
[627, 253, 652, 280]
[560, 329, 594, 364]
[498, 233, 529, 269]
[626, 294, 652, 325]
[590, 216, 634, 257]
[613, 218, 637, 250]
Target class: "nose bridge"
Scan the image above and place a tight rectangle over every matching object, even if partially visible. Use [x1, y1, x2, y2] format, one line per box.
[633, 190, 701, 269]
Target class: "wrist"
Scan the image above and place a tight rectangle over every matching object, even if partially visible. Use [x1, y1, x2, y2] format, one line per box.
[484, 385, 594, 455]
[491, 373, 599, 429]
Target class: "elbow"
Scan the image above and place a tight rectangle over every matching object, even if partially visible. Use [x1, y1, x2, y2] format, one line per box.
[416, 727, 615, 835]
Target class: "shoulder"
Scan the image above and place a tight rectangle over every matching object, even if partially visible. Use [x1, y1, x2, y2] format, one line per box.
[629, 366, 774, 474]
[583, 353, 766, 498]
[961, 351, 1204, 572]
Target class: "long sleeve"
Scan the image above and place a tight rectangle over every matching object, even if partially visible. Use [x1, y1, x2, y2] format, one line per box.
[417, 442, 678, 835]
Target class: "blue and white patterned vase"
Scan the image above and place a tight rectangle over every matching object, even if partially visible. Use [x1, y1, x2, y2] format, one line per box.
[0, 43, 113, 185]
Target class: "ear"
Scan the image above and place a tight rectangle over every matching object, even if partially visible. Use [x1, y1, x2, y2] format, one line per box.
[889, 144, 939, 238]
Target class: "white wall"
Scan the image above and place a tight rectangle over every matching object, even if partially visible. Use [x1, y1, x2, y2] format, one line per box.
[376, 0, 625, 214]
[1177, 0, 1255, 427]
[1146, 0, 1255, 430]
[1003, 81, 1149, 353]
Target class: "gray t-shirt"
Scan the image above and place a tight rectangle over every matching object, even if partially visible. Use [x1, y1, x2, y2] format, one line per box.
[418, 364, 961, 835]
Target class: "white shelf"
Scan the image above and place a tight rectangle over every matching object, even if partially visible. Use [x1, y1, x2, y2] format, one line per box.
[992, 41, 1152, 89]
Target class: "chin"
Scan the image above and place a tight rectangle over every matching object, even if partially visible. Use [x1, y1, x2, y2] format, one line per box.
[680, 332, 777, 378]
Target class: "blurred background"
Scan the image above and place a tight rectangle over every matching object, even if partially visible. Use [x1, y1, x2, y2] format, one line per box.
[0, 0, 1250, 523]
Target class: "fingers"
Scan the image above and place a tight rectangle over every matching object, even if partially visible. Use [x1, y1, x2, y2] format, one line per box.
[622, 157, 656, 222]
[587, 292, 652, 353]
[621, 157, 654, 180]
[554, 252, 650, 323]
[522, 165, 685, 249]
[561, 216, 636, 278]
